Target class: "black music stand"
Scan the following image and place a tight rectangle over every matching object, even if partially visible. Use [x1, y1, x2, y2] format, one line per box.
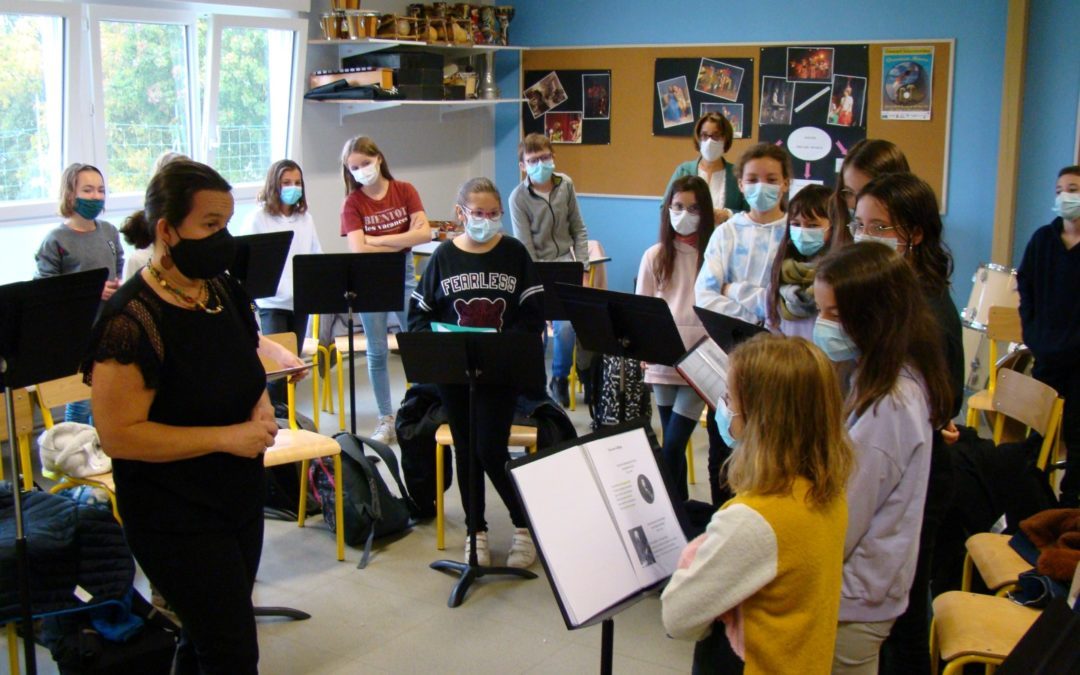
[292, 252, 406, 436]
[692, 306, 768, 352]
[535, 261, 583, 321]
[229, 231, 293, 300]
[553, 284, 684, 423]
[397, 331, 545, 608]
[0, 269, 107, 675]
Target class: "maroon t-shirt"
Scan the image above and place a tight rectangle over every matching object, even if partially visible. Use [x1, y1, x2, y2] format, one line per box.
[339, 180, 425, 240]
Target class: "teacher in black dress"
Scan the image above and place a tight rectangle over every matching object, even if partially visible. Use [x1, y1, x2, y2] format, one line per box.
[83, 160, 302, 674]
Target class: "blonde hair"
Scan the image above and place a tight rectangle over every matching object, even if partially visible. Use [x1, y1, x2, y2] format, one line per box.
[58, 163, 104, 218]
[724, 335, 853, 507]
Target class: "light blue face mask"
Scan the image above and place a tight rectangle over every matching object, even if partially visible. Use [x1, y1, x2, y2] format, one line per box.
[280, 186, 303, 206]
[465, 215, 502, 243]
[527, 160, 555, 184]
[1054, 192, 1080, 221]
[715, 399, 740, 449]
[813, 318, 860, 362]
[790, 225, 826, 257]
[744, 182, 781, 212]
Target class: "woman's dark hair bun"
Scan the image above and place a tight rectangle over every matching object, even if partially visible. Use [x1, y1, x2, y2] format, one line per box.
[121, 210, 154, 249]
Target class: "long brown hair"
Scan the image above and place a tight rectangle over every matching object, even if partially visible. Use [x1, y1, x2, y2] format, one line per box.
[340, 136, 394, 194]
[857, 172, 953, 296]
[725, 334, 853, 507]
[766, 184, 832, 329]
[258, 159, 308, 217]
[652, 176, 714, 288]
[816, 242, 953, 428]
[830, 139, 910, 247]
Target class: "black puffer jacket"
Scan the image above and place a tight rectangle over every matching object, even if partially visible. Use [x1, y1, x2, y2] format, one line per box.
[0, 483, 134, 617]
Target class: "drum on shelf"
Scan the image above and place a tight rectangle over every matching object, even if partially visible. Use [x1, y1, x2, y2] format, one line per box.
[962, 326, 990, 393]
[961, 263, 1019, 332]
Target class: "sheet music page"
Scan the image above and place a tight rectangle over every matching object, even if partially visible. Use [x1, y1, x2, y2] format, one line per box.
[581, 428, 688, 588]
[675, 337, 730, 409]
[510, 447, 641, 626]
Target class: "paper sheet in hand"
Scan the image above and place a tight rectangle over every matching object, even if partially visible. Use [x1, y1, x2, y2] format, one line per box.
[674, 336, 730, 409]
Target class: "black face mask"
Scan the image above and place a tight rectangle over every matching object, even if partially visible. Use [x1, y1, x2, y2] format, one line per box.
[169, 228, 236, 279]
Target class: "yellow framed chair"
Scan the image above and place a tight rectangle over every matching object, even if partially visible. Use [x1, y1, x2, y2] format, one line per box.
[322, 331, 400, 433]
[261, 333, 346, 562]
[433, 423, 537, 550]
[0, 388, 34, 491]
[31, 375, 121, 522]
[930, 590, 1041, 675]
[960, 367, 1064, 598]
[965, 306, 1023, 429]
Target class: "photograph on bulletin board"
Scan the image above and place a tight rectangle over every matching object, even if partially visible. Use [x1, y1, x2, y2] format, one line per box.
[523, 69, 611, 145]
[881, 46, 934, 121]
[757, 44, 868, 189]
[653, 57, 755, 137]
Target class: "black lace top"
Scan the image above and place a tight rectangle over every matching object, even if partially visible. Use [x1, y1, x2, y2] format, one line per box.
[82, 273, 266, 532]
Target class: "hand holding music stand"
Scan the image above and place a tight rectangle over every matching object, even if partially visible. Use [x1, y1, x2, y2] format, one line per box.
[553, 284, 685, 423]
[396, 331, 545, 608]
[292, 252, 406, 436]
[229, 231, 294, 300]
[0, 269, 107, 675]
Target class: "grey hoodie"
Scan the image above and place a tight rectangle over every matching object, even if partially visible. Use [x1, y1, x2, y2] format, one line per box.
[508, 173, 589, 269]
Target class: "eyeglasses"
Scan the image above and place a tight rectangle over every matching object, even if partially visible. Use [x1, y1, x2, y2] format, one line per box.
[700, 132, 726, 142]
[669, 204, 702, 215]
[848, 221, 898, 238]
[523, 154, 553, 166]
[460, 206, 503, 220]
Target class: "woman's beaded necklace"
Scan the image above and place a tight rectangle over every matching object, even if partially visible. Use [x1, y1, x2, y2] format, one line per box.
[147, 264, 223, 314]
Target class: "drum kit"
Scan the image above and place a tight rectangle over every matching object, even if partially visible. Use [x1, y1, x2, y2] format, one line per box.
[961, 263, 1024, 392]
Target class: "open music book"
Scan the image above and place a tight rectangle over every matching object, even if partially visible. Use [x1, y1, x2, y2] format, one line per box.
[509, 424, 688, 628]
[674, 336, 730, 409]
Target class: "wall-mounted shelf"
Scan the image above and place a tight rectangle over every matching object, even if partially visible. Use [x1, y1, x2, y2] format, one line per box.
[311, 97, 525, 123]
[308, 38, 526, 58]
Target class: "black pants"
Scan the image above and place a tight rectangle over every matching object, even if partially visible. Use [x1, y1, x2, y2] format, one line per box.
[259, 308, 309, 407]
[1033, 364, 1080, 507]
[124, 516, 264, 675]
[438, 383, 526, 534]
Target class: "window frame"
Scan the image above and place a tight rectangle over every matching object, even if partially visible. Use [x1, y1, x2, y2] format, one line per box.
[0, 1, 82, 225]
[202, 13, 308, 197]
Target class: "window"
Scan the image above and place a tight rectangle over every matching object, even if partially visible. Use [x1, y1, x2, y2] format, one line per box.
[90, 7, 199, 194]
[203, 16, 306, 185]
[0, 12, 65, 203]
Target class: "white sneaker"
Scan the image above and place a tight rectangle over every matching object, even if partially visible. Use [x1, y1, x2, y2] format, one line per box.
[506, 528, 537, 569]
[371, 415, 396, 445]
[464, 531, 490, 566]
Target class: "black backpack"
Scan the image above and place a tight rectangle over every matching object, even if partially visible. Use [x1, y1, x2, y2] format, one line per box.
[309, 433, 418, 568]
[589, 355, 651, 428]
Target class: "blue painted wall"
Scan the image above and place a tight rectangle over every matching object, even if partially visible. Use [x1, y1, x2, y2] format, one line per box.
[1014, 0, 1080, 265]
[496, 0, 1012, 303]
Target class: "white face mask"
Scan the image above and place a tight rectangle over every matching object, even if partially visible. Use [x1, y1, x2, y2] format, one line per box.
[669, 209, 699, 236]
[853, 232, 907, 253]
[700, 138, 724, 163]
[350, 163, 380, 187]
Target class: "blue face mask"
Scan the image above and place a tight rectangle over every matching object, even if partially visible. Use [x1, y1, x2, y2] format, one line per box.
[715, 399, 740, 449]
[790, 225, 826, 257]
[1054, 192, 1080, 221]
[743, 182, 781, 213]
[465, 215, 502, 243]
[73, 198, 105, 221]
[527, 160, 555, 184]
[280, 186, 303, 206]
[813, 318, 860, 362]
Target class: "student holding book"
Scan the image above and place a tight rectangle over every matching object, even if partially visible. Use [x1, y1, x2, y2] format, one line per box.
[409, 177, 545, 569]
[662, 334, 853, 675]
[812, 243, 953, 674]
[635, 175, 715, 501]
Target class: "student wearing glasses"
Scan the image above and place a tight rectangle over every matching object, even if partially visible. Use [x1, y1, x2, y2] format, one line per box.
[509, 132, 590, 408]
[666, 112, 749, 226]
[830, 139, 910, 249]
[409, 177, 546, 568]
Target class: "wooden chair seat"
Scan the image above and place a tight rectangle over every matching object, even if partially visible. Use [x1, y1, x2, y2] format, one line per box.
[963, 532, 1032, 595]
[931, 591, 1039, 674]
[433, 423, 538, 550]
[333, 332, 399, 355]
[264, 429, 340, 466]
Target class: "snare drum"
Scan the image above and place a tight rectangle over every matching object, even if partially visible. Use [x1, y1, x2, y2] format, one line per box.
[961, 263, 1019, 331]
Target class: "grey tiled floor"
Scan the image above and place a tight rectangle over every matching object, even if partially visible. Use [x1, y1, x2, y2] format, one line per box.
[20, 352, 714, 674]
